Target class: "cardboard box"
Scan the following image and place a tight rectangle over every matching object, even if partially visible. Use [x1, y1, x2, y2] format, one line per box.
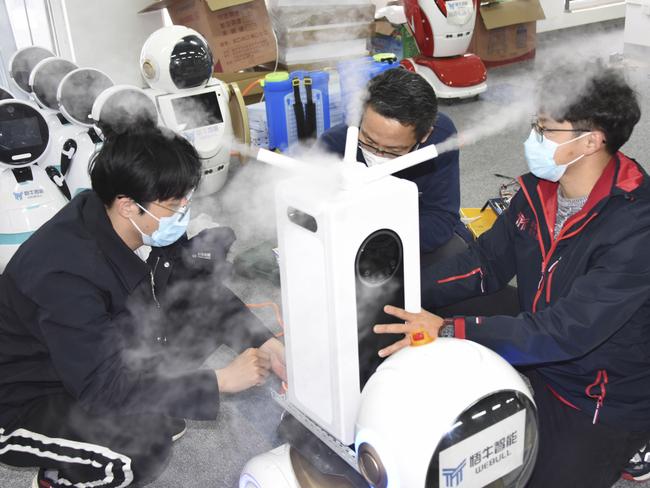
[140, 0, 277, 73]
[371, 20, 419, 61]
[468, 0, 545, 68]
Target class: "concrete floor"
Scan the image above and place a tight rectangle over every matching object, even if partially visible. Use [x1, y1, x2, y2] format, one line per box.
[2, 18, 650, 488]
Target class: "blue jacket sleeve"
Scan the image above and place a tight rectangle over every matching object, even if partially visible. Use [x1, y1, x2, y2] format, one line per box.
[422, 190, 521, 309]
[417, 147, 462, 252]
[459, 225, 650, 365]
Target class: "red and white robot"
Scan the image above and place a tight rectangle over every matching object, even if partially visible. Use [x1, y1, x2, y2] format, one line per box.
[401, 0, 487, 99]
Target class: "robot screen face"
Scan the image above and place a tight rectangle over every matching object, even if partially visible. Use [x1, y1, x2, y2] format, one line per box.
[171, 92, 222, 130]
[0, 102, 49, 166]
[9, 46, 55, 94]
[59, 69, 113, 126]
[31, 58, 78, 110]
[169, 35, 214, 90]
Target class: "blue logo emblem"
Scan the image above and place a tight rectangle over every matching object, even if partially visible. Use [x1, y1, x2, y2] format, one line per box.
[442, 459, 467, 487]
[13, 192, 23, 201]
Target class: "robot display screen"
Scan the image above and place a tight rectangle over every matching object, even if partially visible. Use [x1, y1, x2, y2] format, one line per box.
[171, 92, 223, 130]
[0, 117, 42, 151]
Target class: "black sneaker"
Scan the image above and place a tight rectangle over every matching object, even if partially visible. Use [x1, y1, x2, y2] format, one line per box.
[622, 442, 650, 482]
[170, 417, 187, 442]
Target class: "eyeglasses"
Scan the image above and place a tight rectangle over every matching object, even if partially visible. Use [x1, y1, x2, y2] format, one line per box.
[357, 138, 418, 159]
[145, 189, 194, 222]
[531, 119, 590, 143]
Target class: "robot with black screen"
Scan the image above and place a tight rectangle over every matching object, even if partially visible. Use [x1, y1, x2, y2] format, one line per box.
[0, 100, 68, 270]
[140, 26, 234, 196]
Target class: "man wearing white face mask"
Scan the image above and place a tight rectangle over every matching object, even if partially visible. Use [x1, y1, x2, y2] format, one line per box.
[373, 65, 650, 487]
[0, 129, 285, 488]
[319, 68, 472, 257]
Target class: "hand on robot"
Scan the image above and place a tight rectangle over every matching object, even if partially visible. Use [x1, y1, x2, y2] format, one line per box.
[373, 305, 444, 358]
[259, 337, 288, 383]
[215, 348, 271, 393]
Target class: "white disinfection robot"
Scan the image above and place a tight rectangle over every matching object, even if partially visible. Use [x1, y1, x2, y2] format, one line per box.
[240, 130, 538, 487]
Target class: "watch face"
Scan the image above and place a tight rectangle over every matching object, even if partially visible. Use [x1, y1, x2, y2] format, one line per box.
[169, 35, 213, 90]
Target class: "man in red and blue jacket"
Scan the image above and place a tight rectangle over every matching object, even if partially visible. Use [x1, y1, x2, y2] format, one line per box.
[374, 65, 650, 487]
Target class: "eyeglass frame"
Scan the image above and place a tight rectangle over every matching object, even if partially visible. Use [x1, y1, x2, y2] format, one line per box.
[530, 118, 591, 144]
[139, 188, 194, 222]
[357, 138, 420, 159]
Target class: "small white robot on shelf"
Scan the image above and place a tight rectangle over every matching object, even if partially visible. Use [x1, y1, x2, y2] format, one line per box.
[400, 0, 487, 99]
[0, 100, 69, 270]
[28, 57, 82, 182]
[56, 67, 114, 197]
[140, 25, 234, 196]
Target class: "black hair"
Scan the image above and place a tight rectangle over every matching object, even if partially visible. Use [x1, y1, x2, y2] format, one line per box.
[90, 128, 201, 207]
[538, 64, 640, 154]
[364, 68, 438, 140]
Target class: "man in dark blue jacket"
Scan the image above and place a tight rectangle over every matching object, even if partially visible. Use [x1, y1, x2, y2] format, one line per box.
[319, 68, 471, 257]
[0, 130, 285, 488]
[374, 65, 650, 487]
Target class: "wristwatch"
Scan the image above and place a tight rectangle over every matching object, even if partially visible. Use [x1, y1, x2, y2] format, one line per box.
[438, 318, 455, 338]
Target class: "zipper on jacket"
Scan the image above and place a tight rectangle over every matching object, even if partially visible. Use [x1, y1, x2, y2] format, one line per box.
[585, 369, 608, 424]
[150, 257, 161, 310]
[437, 267, 485, 293]
[545, 258, 561, 303]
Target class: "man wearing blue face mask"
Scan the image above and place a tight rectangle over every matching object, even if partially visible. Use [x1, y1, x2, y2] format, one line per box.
[373, 65, 650, 487]
[0, 129, 285, 488]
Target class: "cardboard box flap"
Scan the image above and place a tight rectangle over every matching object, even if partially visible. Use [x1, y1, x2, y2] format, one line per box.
[140, 0, 250, 14]
[480, 0, 545, 30]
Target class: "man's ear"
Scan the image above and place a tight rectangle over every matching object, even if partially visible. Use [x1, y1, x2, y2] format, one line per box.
[113, 196, 138, 220]
[584, 131, 606, 156]
[420, 127, 433, 144]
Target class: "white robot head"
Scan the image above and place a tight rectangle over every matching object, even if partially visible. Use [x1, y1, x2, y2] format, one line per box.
[0, 87, 13, 100]
[28, 57, 78, 111]
[355, 339, 538, 488]
[0, 99, 50, 169]
[8, 46, 55, 95]
[140, 25, 214, 93]
[91, 85, 159, 139]
[57, 68, 114, 127]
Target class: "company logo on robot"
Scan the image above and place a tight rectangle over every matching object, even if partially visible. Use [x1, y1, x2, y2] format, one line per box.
[442, 458, 466, 487]
[13, 189, 45, 202]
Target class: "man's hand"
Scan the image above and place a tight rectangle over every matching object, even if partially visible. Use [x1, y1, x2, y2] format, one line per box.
[215, 348, 271, 393]
[260, 338, 287, 383]
[373, 305, 444, 358]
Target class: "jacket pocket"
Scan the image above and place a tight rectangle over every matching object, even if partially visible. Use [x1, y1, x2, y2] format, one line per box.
[437, 267, 485, 293]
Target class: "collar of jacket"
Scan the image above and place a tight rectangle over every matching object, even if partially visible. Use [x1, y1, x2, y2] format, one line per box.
[518, 152, 647, 255]
[80, 191, 150, 293]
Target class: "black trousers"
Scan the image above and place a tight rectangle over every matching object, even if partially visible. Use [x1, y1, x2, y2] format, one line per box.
[524, 370, 648, 488]
[0, 394, 175, 487]
[0, 279, 271, 487]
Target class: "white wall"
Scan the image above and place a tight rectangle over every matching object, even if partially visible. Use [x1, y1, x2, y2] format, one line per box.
[537, 0, 625, 32]
[48, 0, 165, 87]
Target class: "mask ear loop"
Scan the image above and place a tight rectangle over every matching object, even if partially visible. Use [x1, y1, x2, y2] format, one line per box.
[556, 132, 592, 167]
